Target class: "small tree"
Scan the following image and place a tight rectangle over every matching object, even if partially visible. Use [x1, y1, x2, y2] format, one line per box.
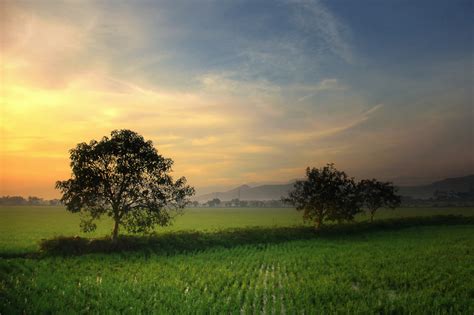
[284, 164, 362, 230]
[358, 179, 401, 222]
[230, 198, 240, 207]
[56, 129, 194, 241]
[206, 198, 221, 207]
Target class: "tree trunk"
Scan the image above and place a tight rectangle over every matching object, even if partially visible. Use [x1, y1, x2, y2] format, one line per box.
[112, 219, 119, 242]
[315, 216, 322, 231]
[370, 210, 375, 223]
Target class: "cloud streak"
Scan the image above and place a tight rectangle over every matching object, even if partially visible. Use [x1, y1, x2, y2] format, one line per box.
[1, 0, 472, 198]
[296, 79, 345, 102]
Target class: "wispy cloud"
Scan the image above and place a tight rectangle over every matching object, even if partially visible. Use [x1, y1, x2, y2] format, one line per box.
[296, 79, 345, 102]
[261, 103, 384, 144]
[1, 0, 472, 197]
[291, 0, 355, 64]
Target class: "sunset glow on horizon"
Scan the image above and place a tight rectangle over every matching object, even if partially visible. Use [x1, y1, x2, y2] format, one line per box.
[1, 0, 473, 198]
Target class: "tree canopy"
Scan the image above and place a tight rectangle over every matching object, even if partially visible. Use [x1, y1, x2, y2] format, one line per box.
[284, 164, 363, 230]
[359, 179, 401, 222]
[56, 129, 194, 240]
[285, 164, 402, 228]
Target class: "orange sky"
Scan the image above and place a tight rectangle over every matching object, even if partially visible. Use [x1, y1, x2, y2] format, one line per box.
[1, 1, 472, 198]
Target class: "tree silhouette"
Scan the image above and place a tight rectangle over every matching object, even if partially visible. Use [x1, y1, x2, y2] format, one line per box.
[56, 129, 194, 240]
[207, 198, 221, 207]
[284, 164, 362, 230]
[359, 179, 401, 222]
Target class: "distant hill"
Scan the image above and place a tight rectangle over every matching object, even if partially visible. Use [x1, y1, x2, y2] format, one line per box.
[194, 175, 474, 202]
[194, 182, 295, 202]
[397, 175, 474, 199]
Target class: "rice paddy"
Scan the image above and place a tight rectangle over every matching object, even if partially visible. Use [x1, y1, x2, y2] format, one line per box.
[1, 206, 473, 314]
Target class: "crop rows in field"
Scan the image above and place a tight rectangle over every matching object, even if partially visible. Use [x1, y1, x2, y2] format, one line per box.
[2, 225, 473, 314]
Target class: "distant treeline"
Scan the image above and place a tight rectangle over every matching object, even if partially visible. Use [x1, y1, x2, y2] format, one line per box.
[401, 190, 474, 207]
[0, 196, 61, 206]
[197, 190, 474, 208]
[191, 198, 290, 208]
[2, 190, 473, 208]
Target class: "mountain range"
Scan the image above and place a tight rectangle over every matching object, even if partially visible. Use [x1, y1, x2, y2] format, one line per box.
[194, 175, 474, 202]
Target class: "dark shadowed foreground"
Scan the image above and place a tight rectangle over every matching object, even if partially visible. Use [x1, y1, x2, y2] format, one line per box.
[36, 215, 473, 257]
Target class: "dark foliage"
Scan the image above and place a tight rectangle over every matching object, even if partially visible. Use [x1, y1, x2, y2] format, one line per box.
[37, 215, 474, 257]
[206, 198, 221, 207]
[56, 129, 194, 240]
[283, 164, 363, 229]
[0, 196, 61, 206]
[359, 179, 401, 222]
[0, 196, 28, 205]
[196, 199, 290, 208]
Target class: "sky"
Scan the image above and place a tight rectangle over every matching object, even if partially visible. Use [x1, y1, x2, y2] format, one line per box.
[1, 0, 473, 198]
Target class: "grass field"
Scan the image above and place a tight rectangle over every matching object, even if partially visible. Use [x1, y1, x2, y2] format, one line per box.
[1, 206, 472, 254]
[1, 206, 473, 313]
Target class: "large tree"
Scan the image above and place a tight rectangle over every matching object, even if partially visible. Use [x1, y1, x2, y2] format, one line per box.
[358, 179, 401, 222]
[284, 164, 362, 230]
[56, 129, 194, 240]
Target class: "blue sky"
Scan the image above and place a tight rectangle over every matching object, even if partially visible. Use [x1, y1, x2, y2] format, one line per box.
[1, 0, 473, 197]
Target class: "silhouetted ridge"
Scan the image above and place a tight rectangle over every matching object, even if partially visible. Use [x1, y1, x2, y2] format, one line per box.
[195, 175, 474, 201]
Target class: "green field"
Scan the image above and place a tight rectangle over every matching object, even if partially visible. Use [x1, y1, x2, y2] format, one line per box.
[1, 206, 472, 254]
[1, 206, 474, 313]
